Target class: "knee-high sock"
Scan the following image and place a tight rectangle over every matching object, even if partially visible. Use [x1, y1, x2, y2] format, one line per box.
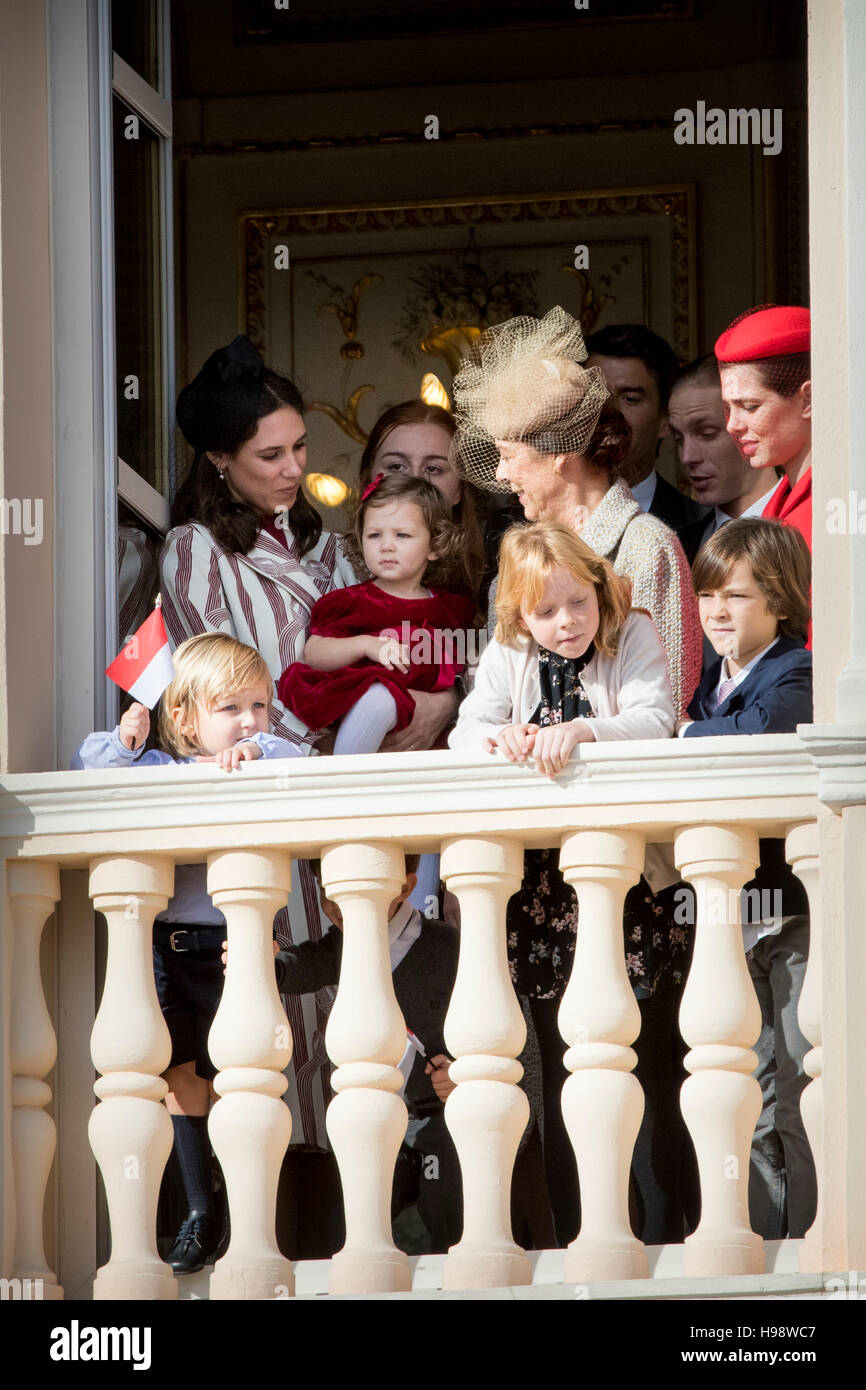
[334, 683, 399, 755]
[171, 1114, 214, 1216]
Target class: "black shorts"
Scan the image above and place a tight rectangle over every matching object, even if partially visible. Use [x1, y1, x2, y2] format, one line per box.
[152, 925, 225, 1081]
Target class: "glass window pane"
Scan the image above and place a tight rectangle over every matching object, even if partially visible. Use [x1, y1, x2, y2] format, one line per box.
[113, 95, 165, 494]
[112, 0, 160, 91]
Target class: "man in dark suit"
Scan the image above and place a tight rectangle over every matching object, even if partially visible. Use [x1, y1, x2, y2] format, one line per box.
[587, 323, 709, 559]
[668, 356, 782, 571]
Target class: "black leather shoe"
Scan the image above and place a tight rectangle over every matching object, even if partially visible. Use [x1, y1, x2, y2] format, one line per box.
[166, 1211, 219, 1275]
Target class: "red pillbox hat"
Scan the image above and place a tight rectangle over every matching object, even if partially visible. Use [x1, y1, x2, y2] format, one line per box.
[714, 306, 811, 362]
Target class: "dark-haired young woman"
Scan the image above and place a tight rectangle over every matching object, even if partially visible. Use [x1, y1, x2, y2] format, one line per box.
[161, 340, 459, 755]
[159, 338, 460, 1167]
[358, 399, 522, 607]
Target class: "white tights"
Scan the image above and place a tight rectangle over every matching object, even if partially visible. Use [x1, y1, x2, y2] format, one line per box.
[333, 682, 399, 755]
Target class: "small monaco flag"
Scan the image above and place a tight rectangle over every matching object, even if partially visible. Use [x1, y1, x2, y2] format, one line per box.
[106, 599, 175, 708]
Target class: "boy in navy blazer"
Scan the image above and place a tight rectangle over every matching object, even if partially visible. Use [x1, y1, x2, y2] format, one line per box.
[680, 517, 815, 1240]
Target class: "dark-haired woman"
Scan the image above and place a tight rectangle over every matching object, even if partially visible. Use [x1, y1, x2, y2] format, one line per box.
[453, 307, 702, 1248]
[162, 341, 459, 755]
[159, 338, 460, 1159]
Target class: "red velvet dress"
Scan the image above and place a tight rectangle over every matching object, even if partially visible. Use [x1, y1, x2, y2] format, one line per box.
[278, 580, 477, 732]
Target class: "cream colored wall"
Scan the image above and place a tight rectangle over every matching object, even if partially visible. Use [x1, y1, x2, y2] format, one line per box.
[808, 0, 849, 726]
[0, 0, 54, 775]
[806, 0, 866, 1273]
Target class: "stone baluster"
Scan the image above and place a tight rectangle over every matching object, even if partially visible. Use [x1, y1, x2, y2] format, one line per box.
[785, 820, 822, 1272]
[7, 861, 64, 1300]
[322, 841, 411, 1295]
[440, 836, 531, 1291]
[206, 850, 294, 1300]
[558, 830, 649, 1283]
[675, 825, 764, 1276]
[88, 854, 176, 1300]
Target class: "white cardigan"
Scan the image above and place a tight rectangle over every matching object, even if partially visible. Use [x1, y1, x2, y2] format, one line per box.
[450, 610, 675, 750]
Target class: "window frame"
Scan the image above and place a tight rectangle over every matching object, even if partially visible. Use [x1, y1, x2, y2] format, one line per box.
[111, 6, 176, 529]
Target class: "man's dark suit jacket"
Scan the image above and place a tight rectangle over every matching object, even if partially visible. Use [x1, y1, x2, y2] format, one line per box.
[684, 635, 812, 736]
[648, 472, 710, 564]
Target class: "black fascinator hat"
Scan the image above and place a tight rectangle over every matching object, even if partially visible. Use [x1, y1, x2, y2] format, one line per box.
[176, 335, 267, 453]
[171, 336, 319, 557]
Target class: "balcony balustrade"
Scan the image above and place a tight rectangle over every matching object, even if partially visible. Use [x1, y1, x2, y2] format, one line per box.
[0, 735, 826, 1299]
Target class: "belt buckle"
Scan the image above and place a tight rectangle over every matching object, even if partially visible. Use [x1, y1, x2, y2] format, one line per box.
[169, 930, 190, 952]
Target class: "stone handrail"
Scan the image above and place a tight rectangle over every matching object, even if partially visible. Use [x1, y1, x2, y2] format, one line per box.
[0, 734, 822, 1299]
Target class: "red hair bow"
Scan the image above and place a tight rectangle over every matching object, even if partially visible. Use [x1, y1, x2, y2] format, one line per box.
[361, 473, 385, 503]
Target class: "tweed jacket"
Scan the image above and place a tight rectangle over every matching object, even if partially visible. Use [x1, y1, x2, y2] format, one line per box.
[450, 610, 675, 750]
[578, 480, 703, 717]
[159, 521, 356, 752]
[648, 471, 710, 563]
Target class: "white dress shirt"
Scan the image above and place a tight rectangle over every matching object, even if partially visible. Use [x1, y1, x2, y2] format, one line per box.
[629, 470, 658, 513]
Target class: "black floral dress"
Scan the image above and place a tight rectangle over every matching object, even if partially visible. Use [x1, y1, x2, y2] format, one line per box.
[506, 644, 690, 1002]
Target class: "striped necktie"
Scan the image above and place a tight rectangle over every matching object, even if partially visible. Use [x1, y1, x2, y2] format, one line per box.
[715, 676, 737, 707]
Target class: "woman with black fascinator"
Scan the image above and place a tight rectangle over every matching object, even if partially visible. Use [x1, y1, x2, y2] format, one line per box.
[163, 336, 460, 753]
[159, 337, 461, 1169]
[162, 335, 354, 748]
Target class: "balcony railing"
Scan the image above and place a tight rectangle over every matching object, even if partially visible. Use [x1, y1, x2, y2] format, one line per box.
[0, 734, 824, 1299]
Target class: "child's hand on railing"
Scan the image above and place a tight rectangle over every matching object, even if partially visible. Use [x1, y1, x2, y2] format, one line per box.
[119, 702, 150, 751]
[196, 741, 263, 771]
[531, 720, 594, 778]
[484, 723, 539, 763]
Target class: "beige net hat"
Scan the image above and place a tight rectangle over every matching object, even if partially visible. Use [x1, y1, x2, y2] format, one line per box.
[451, 305, 611, 492]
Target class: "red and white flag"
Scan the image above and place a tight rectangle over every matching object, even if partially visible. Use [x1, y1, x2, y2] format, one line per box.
[106, 605, 175, 708]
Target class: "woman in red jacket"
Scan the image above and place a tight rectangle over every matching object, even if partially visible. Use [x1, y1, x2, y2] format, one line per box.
[715, 305, 812, 553]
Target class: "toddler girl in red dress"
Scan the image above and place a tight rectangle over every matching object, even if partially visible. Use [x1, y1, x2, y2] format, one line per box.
[279, 474, 477, 754]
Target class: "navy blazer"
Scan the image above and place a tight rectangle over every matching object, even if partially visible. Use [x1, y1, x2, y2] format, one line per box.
[684, 635, 812, 736]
